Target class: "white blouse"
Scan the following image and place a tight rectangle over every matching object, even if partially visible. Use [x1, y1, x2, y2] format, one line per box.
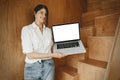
[21, 22, 53, 63]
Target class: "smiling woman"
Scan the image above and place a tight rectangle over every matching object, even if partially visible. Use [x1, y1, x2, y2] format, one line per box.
[21, 4, 66, 80]
[33, 4, 48, 27]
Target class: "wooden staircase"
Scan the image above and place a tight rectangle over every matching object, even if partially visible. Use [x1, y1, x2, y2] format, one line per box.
[78, 59, 107, 80]
[55, 0, 120, 80]
[78, 36, 113, 80]
[56, 65, 79, 80]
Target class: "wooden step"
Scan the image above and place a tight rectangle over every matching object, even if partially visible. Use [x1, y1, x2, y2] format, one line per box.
[80, 59, 107, 68]
[54, 57, 66, 68]
[78, 59, 107, 80]
[80, 26, 95, 47]
[55, 65, 79, 80]
[88, 36, 114, 62]
[81, 9, 120, 26]
[66, 53, 85, 68]
[95, 13, 120, 36]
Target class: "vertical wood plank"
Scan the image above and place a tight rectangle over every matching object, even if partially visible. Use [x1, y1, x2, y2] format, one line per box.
[0, 0, 9, 79]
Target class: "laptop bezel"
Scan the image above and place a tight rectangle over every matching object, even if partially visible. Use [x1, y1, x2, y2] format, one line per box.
[51, 22, 81, 43]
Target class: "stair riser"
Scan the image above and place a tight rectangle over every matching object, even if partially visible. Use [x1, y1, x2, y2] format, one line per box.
[66, 54, 85, 68]
[81, 27, 95, 47]
[95, 13, 120, 36]
[81, 9, 120, 25]
[61, 72, 78, 80]
[88, 37, 114, 62]
[78, 62, 106, 80]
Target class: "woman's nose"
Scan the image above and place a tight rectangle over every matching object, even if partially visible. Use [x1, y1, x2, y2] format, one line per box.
[43, 14, 46, 18]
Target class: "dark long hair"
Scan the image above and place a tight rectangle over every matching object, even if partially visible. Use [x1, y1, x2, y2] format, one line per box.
[33, 4, 49, 26]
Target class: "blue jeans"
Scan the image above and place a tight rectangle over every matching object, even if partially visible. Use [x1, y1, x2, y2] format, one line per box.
[24, 59, 54, 80]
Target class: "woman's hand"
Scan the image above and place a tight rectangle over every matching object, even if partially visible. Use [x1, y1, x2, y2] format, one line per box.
[53, 52, 67, 59]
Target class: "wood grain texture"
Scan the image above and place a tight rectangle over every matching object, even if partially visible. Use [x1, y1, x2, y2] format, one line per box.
[95, 13, 120, 36]
[80, 26, 95, 47]
[78, 60, 106, 80]
[40, 0, 82, 27]
[56, 65, 78, 80]
[0, 0, 9, 79]
[0, 0, 82, 79]
[88, 36, 114, 62]
[108, 19, 120, 80]
[105, 17, 120, 80]
[80, 59, 107, 69]
[66, 54, 85, 68]
[0, 0, 39, 79]
[87, 0, 120, 12]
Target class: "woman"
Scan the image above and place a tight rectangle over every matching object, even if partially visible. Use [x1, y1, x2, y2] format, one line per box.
[21, 4, 65, 80]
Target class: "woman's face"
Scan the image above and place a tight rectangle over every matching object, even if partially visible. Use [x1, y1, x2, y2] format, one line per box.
[34, 8, 46, 24]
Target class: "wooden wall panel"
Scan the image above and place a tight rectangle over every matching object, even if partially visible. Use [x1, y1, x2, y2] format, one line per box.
[0, 0, 82, 80]
[40, 0, 82, 27]
[0, 0, 9, 79]
[40, 0, 66, 27]
[64, 0, 82, 23]
[0, 0, 43, 80]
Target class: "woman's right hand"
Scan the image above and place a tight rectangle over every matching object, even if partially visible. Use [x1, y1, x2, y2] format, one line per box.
[53, 52, 66, 59]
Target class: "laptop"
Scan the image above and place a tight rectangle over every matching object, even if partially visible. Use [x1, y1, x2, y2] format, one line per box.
[51, 22, 86, 55]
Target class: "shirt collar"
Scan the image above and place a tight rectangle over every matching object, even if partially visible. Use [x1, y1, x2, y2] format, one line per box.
[32, 22, 46, 29]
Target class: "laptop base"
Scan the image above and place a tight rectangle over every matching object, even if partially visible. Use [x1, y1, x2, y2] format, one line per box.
[53, 40, 86, 55]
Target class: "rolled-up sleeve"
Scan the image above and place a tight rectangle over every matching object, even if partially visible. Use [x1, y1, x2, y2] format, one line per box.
[21, 27, 33, 54]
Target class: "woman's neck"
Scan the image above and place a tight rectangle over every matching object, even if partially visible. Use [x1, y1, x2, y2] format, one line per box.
[35, 20, 43, 32]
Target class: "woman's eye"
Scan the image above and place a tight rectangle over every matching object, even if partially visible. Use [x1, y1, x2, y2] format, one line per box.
[40, 12, 46, 15]
[37, 11, 42, 14]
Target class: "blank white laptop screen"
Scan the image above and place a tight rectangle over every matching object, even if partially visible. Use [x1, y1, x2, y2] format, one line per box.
[52, 23, 80, 42]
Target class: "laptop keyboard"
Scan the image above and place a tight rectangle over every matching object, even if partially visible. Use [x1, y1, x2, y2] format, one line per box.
[57, 42, 79, 49]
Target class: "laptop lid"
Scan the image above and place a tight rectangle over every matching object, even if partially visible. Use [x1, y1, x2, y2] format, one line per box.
[51, 22, 80, 43]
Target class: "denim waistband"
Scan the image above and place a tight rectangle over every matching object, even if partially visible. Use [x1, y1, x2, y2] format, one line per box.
[42, 58, 52, 61]
[38, 58, 53, 63]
